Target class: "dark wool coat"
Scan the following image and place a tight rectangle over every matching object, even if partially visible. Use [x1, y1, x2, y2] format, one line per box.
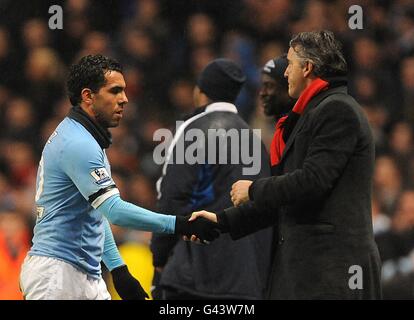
[223, 83, 382, 299]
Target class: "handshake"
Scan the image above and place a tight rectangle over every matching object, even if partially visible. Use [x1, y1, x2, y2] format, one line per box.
[174, 180, 253, 243]
[175, 211, 222, 244]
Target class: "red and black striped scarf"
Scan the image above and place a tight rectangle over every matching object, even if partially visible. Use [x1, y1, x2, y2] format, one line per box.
[270, 78, 329, 166]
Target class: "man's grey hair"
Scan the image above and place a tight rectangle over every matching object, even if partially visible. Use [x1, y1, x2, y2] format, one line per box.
[289, 30, 347, 78]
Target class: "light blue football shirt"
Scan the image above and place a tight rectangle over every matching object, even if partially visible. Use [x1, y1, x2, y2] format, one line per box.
[29, 117, 175, 277]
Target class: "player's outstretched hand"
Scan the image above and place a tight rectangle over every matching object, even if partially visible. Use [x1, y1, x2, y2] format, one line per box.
[111, 265, 149, 300]
[175, 214, 220, 242]
[184, 210, 221, 243]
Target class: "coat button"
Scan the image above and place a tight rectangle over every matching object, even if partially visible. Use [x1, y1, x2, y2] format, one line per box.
[278, 236, 284, 245]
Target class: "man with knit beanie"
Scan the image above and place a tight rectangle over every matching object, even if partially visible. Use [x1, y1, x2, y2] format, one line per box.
[150, 58, 273, 299]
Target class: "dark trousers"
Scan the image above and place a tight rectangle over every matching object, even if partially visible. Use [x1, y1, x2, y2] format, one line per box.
[161, 287, 212, 300]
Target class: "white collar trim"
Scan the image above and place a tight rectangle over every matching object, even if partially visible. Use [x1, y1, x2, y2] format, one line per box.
[205, 102, 238, 114]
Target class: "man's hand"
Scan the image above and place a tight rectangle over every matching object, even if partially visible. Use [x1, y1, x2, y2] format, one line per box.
[184, 210, 219, 244]
[189, 210, 217, 223]
[230, 180, 252, 206]
[175, 215, 220, 242]
[111, 265, 149, 300]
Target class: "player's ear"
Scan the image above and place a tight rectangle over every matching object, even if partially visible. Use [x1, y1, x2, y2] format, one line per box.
[81, 88, 94, 105]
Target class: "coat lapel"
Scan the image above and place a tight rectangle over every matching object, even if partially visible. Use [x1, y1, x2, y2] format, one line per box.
[279, 86, 346, 162]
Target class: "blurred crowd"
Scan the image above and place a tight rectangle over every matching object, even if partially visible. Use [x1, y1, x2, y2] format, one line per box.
[0, 0, 414, 299]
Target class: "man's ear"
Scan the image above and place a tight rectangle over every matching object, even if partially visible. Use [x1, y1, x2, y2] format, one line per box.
[80, 88, 94, 105]
[303, 61, 314, 78]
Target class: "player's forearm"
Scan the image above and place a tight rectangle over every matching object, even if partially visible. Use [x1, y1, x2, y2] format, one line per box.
[98, 195, 176, 234]
[102, 218, 124, 271]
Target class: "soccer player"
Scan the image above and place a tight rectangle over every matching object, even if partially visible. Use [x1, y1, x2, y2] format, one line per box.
[19, 54, 219, 300]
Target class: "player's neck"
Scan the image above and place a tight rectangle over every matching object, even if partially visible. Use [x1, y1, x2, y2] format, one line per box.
[79, 103, 97, 122]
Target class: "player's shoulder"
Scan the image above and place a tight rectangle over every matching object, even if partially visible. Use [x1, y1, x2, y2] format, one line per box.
[57, 118, 102, 156]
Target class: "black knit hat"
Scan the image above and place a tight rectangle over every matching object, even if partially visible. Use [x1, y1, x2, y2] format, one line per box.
[197, 58, 246, 103]
[262, 54, 289, 88]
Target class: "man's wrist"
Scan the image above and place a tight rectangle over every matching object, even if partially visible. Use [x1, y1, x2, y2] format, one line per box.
[248, 180, 256, 201]
[216, 210, 230, 233]
[174, 215, 187, 234]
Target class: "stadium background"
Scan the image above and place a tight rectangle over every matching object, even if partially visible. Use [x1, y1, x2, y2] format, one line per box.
[0, 0, 413, 299]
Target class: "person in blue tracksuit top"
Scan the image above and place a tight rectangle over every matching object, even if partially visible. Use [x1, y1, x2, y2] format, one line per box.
[19, 54, 219, 300]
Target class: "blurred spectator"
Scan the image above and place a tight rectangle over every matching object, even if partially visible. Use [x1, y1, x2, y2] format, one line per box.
[388, 121, 414, 187]
[119, 28, 156, 67]
[189, 46, 217, 79]
[107, 122, 140, 174]
[0, 174, 15, 212]
[168, 78, 195, 117]
[78, 31, 111, 57]
[187, 13, 217, 48]
[51, 98, 72, 121]
[365, 0, 393, 43]
[117, 26, 169, 105]
[291, 0, 333, 34]
[240, 0, 292, 42]
[21, 19, 50, 51]
[222, 31, 260, 121]
[361, 102, 389, 154]
[372, 194, 392, 236]
[0, 26, 19, 89]
[376, 191, 414, 299]
[2, 141, 37, 189]
[124, 173, 157, 245]
[392, 191, 414, 233]
[23, 47, 65, 120]
[0, 211, 30, 300]
[393, 4, 414, 56]
[168, 12, 219, 77]
[374, 155, 403, 216]
[351, 34, 400, 119]
[133, 114, 167, 179]
[400, 55, 414, 124]
[2, 98, 37, 145]
[55, 0, 91, 64]
[128, 173, 157, 210]
[352, 72, 380, 104]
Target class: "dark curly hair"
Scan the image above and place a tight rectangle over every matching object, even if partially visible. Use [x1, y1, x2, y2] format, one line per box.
[67, 54, 123, 106]
[289, 30, 347, 78]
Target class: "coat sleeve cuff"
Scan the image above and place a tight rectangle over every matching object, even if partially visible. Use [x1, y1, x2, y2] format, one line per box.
[222, 205, 252, 240]
[249, 178, 266, 203]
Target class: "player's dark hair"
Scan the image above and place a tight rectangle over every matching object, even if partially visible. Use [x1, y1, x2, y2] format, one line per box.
[289, 30, 347, 77]
[67, 54, 123, 106]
